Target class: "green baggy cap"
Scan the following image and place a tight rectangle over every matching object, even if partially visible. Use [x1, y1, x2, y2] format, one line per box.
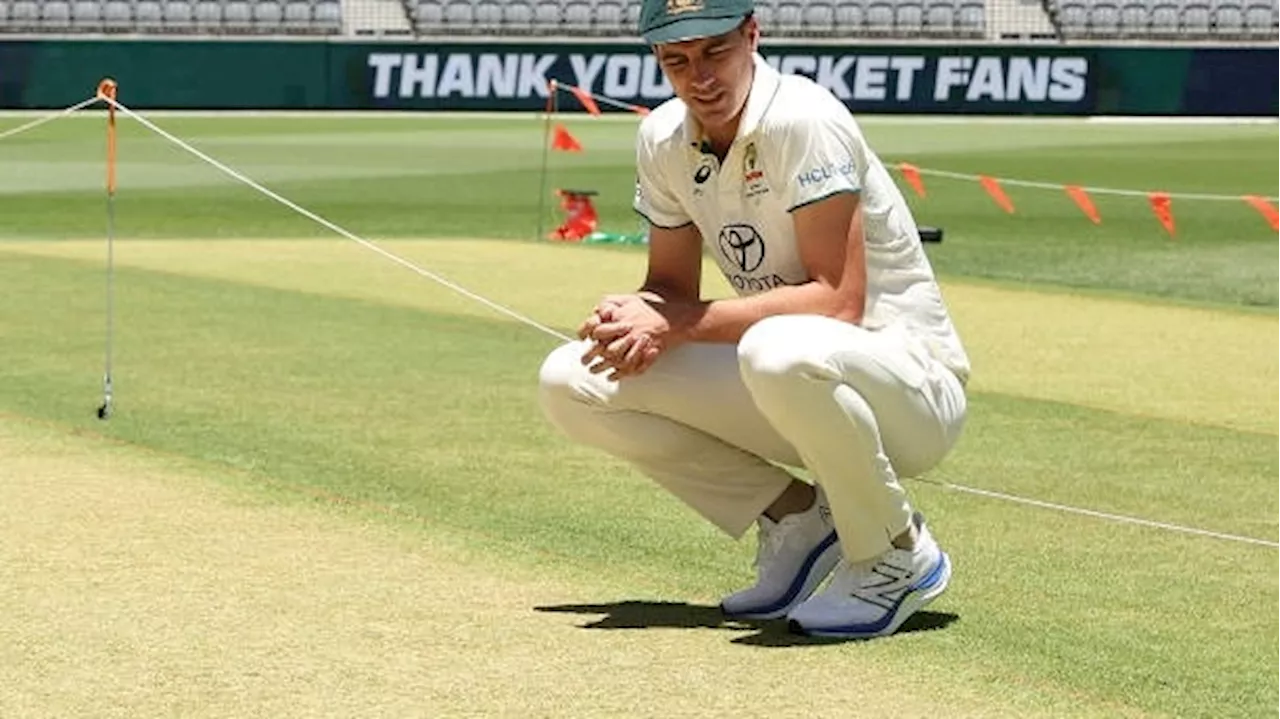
[639, 0, 754, 44]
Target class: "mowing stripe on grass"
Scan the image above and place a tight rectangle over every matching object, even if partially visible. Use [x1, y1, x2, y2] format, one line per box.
[945, 282, 1277, 435]
[2, 239, 1280, 547]
[105, 98, 571, 342]
[4, 238, 1271, 432]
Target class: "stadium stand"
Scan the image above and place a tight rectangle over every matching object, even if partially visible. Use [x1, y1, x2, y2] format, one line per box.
[0, 0, 343, 32]
[0, 0, 1275, 39]
[404, 0, 993, 37]
[1048, 0, 1277, 37]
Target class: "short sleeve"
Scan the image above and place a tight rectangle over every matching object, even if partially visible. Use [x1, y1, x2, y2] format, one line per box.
[771, 115, 862, 212]
[633, 132, 692, 229]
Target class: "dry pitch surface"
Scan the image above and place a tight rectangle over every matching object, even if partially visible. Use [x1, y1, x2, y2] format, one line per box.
[2, 418, 1129, 719]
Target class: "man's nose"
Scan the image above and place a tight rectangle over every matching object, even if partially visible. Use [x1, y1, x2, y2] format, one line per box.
[690, 61, 715, 89]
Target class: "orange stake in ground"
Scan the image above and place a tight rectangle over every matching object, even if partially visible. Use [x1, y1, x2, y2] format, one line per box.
[96, 78, 118, 196]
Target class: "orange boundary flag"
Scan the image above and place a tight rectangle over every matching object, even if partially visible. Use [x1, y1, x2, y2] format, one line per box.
[551, 124, 582, 152]
[1148, 192, 1175, 236]
[1243, 195, 1279, 231]
[978, 175, 1015, 214]
[899, 163, 926, 198]
[1064, 185, 1100, 224]
[567, 85, 601, 116]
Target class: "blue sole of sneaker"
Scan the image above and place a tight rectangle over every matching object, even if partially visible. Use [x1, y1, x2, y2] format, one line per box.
[720, 530, 841, 621]
[787, 552, 952, 639]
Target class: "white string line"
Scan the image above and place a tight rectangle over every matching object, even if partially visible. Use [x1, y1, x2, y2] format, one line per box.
[0, 96, 102, 142]
[902, 165, 1280, 203]
[553, 83, 648, 113]
[910, 477, 1278, 547]
[98, 98, 1274, 551]
[549, 83, 1279, 204]
[104, 97, 572, 343]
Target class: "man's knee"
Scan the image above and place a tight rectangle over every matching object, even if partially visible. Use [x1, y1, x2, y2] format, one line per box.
[738, 315, 838, 385]
[539, 340, 585, 389]
[538, 340, 597, 416]
[537, 340, 662, 459]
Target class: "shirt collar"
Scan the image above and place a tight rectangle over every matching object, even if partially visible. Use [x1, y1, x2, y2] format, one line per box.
[683, 53, 781, 149]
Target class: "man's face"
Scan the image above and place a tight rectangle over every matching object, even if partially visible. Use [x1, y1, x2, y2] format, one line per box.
[653, 17, 759, 133]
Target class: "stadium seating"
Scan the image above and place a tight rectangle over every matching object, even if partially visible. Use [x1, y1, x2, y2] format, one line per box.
[0, 0, 983, 35]
[405, 0, 985, 36]
[0, 0, 342, 32]
[0, 0, 1274, 38]
[1049, 0, 1277, 37]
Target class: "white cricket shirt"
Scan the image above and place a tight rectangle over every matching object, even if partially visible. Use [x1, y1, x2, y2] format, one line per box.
[633, 53, 971, 382]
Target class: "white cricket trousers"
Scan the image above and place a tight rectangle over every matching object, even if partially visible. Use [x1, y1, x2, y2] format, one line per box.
[537, 314, 968, 564]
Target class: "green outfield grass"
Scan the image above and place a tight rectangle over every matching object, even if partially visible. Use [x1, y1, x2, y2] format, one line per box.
[0, 114, 1276, 718]
[2, 114, 1276, 306]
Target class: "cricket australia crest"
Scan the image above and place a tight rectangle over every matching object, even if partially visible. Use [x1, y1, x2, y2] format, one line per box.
[666, 0, 704, 14]
[743, 141, 770, 199]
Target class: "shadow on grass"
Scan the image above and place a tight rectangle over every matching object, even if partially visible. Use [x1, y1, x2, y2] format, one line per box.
[732, 609, 960, 647]
[536, 600, 750, 630]
[534, 600, 958, 646]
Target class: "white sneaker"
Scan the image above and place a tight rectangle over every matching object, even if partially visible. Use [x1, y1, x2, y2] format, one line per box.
[786, 513, 951, 638]
[720, 485, 841, 620]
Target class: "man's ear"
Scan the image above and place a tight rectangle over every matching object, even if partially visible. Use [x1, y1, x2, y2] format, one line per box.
[743, 15, 761, 46]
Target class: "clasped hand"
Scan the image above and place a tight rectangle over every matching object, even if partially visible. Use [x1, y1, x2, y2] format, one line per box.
[577, 294, 674, 381]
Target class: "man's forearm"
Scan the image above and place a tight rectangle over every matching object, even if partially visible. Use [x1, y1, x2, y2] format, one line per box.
[641, 282, 864, 345]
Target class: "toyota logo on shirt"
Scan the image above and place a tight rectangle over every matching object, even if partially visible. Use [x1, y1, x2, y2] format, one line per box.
[717, 224, 765, 273]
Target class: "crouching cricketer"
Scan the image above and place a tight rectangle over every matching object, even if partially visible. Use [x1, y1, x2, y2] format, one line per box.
[537, 0, 971, 637]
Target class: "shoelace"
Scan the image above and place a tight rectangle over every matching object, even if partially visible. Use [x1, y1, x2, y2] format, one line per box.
[752, 517, 792, 571]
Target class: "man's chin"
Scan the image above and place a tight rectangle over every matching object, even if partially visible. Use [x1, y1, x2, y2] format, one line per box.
[689, 103, 735, 133]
